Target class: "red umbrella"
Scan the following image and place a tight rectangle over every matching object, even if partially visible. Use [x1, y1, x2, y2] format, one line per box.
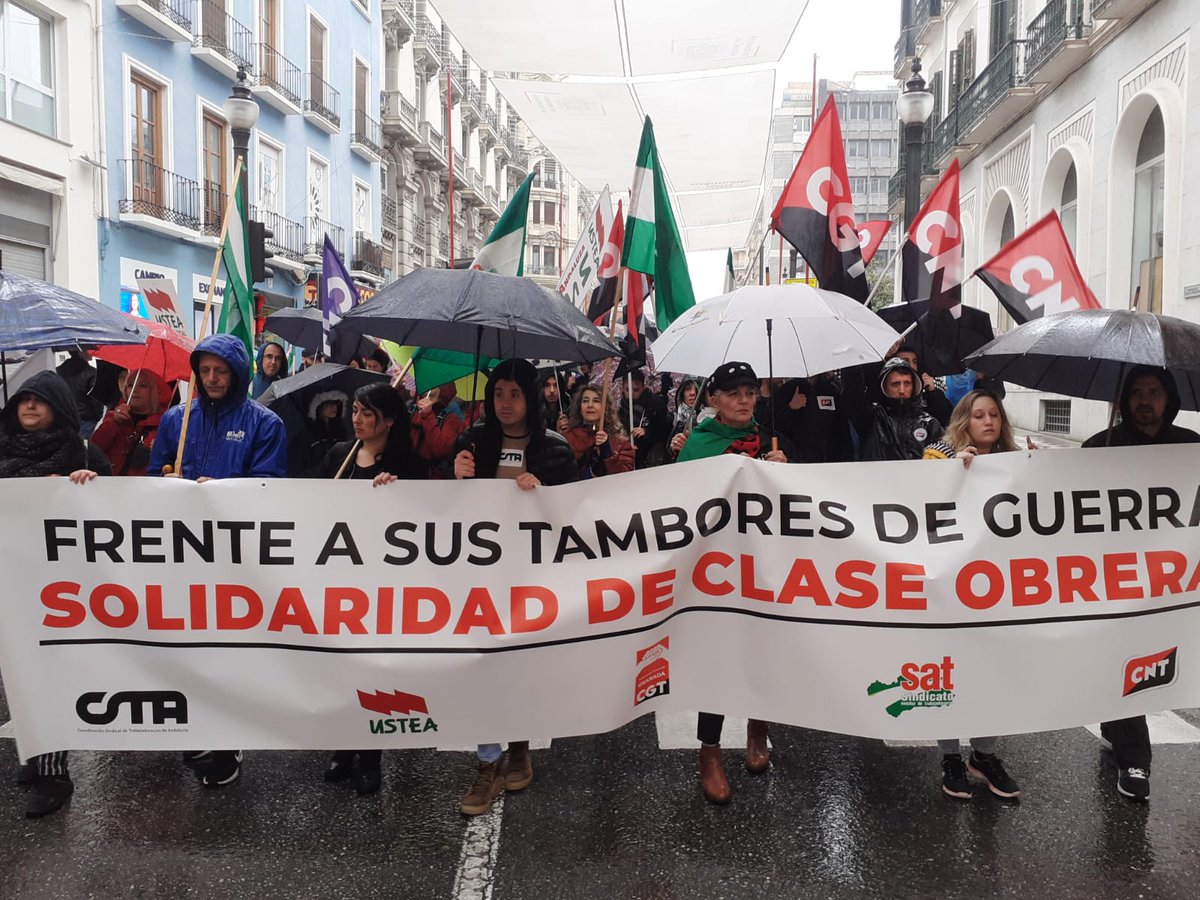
[92, 315, 194, 383]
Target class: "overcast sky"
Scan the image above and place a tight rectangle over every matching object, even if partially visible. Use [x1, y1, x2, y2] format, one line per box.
[780, 0, 899, 91]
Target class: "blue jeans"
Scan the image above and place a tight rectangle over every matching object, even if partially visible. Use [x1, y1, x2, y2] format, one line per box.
[477, 743, 503, 763]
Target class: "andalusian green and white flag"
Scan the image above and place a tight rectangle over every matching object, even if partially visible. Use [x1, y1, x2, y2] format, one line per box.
[217, 178, 254, 358]
[622, 117, 695, 331]
[724, 247, 737, 293]
[472, 173, 535, 275]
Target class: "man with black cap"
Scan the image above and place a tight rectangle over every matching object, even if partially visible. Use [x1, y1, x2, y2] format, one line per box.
[1081, 365, 1199, 801]
[451, 358, 577, 816]
[846, 357, 945, 461]
[672, 361, 788, 804]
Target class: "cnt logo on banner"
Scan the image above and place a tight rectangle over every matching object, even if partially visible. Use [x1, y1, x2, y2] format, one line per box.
[2, 446, 1200, 758]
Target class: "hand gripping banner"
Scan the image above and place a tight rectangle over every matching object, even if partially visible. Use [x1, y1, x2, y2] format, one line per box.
[1, 446, 1199, 759]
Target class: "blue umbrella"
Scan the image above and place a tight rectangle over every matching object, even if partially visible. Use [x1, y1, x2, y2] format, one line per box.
[0, 271, 147, 353]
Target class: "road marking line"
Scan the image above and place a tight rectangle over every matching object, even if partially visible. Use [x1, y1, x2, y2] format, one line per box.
[450, 794, 504, 900]
[0, 721, 12, 739]
[654, 711, 771, 750]
[1086, 711, 1200, 745]
[884, 739, 938, 748]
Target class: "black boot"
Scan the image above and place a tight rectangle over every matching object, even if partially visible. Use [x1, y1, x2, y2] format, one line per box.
[25, 774, 73, 818]
[325, 750, 356, 783]
[354, 751, 382, 795]
[16, 762, 35, 786]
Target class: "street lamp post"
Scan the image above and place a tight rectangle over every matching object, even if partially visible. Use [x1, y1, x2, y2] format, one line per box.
[896, 58, 934, 231]
[223, 68, 260, 213]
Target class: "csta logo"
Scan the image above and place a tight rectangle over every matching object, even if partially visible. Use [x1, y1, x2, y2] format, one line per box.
[1123, 648, 1177, 697]
[77, 690, 188, 726]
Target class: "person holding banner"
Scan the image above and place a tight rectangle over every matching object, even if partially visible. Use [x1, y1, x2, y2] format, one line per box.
[922, 390, 1023, 800]
[674, 361, 789, 804]
[561, 384, 634, 479]
[0, 370, 110, 818]
[148, 333, 288, 788]
[91, 369, 172, 477]
[1081, 366, 1200, 801]
[321, 382, 421, 794]
[452, 358, 577, 816]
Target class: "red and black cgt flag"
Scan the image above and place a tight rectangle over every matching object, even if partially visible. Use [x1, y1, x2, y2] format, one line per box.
[975, 210, 1099, 325]
[856, 219, 893, 266]
[770, 96, 869, 302]
[902, 159, 963, 314]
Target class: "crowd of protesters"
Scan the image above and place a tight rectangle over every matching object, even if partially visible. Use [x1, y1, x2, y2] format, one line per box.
[2, 329, 1190, 819]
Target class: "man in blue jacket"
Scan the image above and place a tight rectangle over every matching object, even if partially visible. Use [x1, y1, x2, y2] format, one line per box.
[149, 333, 287, 786]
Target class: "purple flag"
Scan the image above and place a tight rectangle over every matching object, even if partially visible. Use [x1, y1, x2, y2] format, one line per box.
[320, 235, 359, 357]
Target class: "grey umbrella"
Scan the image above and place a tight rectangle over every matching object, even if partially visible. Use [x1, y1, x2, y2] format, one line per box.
[964, 308, 1200, 410]
[335, 268, 622, 364]
[262, 307, 375, 364]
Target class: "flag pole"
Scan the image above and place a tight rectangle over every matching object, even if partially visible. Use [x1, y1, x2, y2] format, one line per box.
[446, 71, 455, 266]
[597, 272, 626, 429]
[334, 357, 416, 479]
[166, 157, 244, 476]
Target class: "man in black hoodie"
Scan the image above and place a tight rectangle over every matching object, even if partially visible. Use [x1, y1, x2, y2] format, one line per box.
[1082, 365, 1199, 801]
[846, 357, 945, 461]
[452, 358, 576, 816]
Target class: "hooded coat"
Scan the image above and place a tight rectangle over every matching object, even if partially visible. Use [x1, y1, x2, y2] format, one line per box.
[91, 369, 171, 476]
[452, 358, 576, 486]
[250, 341, 289, 400]
[0, 370, 112, 478]
[855, 357, 945, 461]
[1082, 366, 1200, 448]
[149, 333, 288, 479]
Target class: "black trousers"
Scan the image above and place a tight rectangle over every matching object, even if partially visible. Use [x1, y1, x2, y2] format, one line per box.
[697, 712, 724, 745]
[32, 751, 69, 778]
[1100, 716, 1151, 769]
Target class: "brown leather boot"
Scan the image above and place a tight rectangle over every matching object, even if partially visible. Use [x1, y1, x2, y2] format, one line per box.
[698, 745, 731, 804]
[504, 741, 533, 792]
[745, 719, 770, 774]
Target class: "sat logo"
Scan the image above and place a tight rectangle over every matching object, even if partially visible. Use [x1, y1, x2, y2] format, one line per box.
[634, 637, 670, 706]
[1123, 648, 1177, 697]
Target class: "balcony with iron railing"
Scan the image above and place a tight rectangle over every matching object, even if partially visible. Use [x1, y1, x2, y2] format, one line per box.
[957, 40, 1029, 139]
[1025, 0, 1093, 78]
[382, 91, 420, 145]
[888, 169, 905, 211]
[894, 30, 917, 80]
[351, 109, 384, 159]
[415, 120, 446, 169]
[118, 158, 202, 233]
[116, 0, 192, 42]
[381, 0, 415, 39]
[930, 105, 962, 165]
[252, 43, 302, 114]
[192, 0, 253, 78]
[442, 62, 465, 103]
[250, 206, 306, 264]
[463, 81, 481, 118]
[913, 0, 943, 44]
[304, 217, 345, 261]
[415, 17, 441, 70]
[1090, 0, 1156, 21]
[508, 148, 529, 173]
[304, 73, 341, 133]
[351, 233, 386, 280]
[382, 196, 398, 234]
[413, 217, 427, 246]
[438, 231, 449, 257]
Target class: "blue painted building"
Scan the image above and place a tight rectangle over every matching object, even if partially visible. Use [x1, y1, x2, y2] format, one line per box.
[100, 0, 384, 336]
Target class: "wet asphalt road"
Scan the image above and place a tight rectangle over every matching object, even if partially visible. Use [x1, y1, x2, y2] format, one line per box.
[2, 667, 1199, 900]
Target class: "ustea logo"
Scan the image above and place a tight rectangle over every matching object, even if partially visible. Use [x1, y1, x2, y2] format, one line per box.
[1123, 648, 1177, 697]
[358, 689, 438, 735]
[76, 690, 188, 727]
[867, 657, 955, 718]
[634, 637, 670, 706]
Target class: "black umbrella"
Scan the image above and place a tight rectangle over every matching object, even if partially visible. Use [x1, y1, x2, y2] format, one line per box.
[262, 307, 375, 364]
[259, 363, 388, 474]
[336, 268, 621, 364]
[877, 300, 994, 377]
[964, 309, 1200, 410]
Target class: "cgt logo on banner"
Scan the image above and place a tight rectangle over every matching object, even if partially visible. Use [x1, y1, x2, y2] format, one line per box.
[634, 637, 670, 706]
[76, 691, 188, 728]
[1123, 648, 1178, 697]
[358, 689, 438, 735]
[867, 657, 956, 718]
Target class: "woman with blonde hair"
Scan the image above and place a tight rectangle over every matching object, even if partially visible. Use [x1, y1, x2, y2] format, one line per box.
[923, 388, 1022, 800]
[560, 383, 634, 478]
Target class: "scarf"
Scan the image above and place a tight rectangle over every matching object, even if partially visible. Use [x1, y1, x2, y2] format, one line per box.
[676, 416, 759, 463]
[0, 427, 87, 479]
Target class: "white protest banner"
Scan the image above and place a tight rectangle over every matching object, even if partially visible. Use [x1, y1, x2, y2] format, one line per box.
[136, 277, 189, 338]
[558, 185, 613, 310]
[1, 446, 1199, 759]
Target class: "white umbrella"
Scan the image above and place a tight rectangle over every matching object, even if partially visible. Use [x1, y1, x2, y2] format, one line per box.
[650, 284, 901, 379]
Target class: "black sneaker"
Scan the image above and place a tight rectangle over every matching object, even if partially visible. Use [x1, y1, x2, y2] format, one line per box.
[1117, 767, 1150, 800]
[324, 751, 355, 783]
[198, 751, 242, 787]
[942, 753, 972, 799]
[968, 752, 1021, 798]
[25, 774, 73, 818]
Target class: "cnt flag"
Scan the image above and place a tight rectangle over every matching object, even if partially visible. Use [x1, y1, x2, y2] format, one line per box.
[472, 173, 535, 275]
[216, 176, 255, 357]
[623, 117, 695, 331]
[975, 210, 1099, 325]
[902, 159, 963, 314]
[771, 96, 869, 302]
[320, 235, 360, 359]
[856, 220, 894, 267]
